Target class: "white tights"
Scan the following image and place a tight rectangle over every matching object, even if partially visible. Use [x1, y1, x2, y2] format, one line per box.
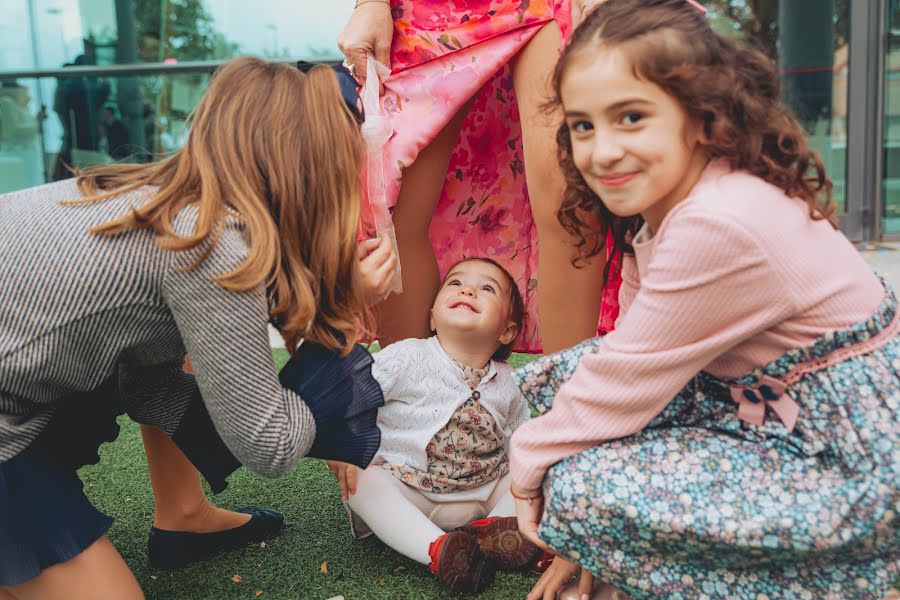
[346, 467, 517, 565]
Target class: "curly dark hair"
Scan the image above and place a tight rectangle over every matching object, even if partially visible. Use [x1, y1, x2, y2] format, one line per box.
[550, 0, 836, 281]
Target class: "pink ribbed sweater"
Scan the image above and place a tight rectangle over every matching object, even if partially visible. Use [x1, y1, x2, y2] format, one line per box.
[509, 162, 885, 490]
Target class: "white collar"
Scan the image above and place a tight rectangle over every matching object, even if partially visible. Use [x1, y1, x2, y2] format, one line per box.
[426, 335, 498, 385]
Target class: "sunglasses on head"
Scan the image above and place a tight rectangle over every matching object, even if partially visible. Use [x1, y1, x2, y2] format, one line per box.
[296, 60, 364, 124]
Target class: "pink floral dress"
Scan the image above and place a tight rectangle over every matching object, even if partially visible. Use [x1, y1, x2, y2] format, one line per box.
[366, 0, 623, 352]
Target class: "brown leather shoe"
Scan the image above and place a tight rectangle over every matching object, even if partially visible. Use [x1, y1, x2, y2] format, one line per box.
[457, 516, 540, 570]
[428, 530, 495, 594]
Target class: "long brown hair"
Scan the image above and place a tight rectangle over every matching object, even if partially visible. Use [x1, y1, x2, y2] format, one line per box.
[552, 0, 836, 279]
[72, 56, 372, 355]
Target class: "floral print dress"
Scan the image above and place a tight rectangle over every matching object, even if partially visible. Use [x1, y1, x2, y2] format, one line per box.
[383, 360, 509, 493]
[514, 284, 900, 598]
[367, 0, 622, 353]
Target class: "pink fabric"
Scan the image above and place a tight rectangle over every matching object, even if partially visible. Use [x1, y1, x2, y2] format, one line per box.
[598, 232, 622, 335]
[729, 304, 900, 431]
[729, 375, 798, 431]
[364, 0, 622, 353]
[509, 161, 886, 489]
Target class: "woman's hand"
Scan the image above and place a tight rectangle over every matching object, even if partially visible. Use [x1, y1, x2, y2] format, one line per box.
[337, 0, 394, 90]
[326, 460, 358, 500]
[512, 482, 552, 552]
[357, 236, 398, 307]
[526, 556, 581, 600]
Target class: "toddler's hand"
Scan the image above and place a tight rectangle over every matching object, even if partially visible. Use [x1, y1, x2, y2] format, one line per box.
[357, 236, 398, 306]
[326, 460, 358, 500]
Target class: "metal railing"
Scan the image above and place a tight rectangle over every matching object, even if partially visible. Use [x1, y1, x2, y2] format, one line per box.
[0, 58, 338, 80]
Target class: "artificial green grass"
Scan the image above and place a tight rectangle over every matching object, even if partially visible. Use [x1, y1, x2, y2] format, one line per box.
[77, 350, 541, 600]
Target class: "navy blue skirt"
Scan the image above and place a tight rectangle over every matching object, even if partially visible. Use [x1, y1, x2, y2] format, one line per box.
[0, 376, 122, 587]
[0, 370, 241, 586]
[0, 446, 114, 586]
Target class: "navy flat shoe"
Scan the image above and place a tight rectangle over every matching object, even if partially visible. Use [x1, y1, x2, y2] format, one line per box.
[147, 508, 284, 570]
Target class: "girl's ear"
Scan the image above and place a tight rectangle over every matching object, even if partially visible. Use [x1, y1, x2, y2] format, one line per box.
[697, 112, 713, 145]
[685, 116, 710, 150]
[429, 309, 436, 334]
[498, 320, 519, 345]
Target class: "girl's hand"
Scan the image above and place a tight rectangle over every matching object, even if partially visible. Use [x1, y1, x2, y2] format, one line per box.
[326, 460, 358, 500]
[337, 0, 394, 91]
[512, 482, 552, 552]
[526, 556, 580, 600]
[357, 236, 398, 306]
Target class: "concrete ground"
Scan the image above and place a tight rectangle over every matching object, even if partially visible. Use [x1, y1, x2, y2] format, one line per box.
[861, 243, 900, 289]
[269, 244, 900, 350]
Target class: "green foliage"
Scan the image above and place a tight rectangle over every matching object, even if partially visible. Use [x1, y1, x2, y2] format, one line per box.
[133, 0, 240, 62]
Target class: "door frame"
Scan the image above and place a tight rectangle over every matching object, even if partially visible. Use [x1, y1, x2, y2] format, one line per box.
[845, 0, 887, 241]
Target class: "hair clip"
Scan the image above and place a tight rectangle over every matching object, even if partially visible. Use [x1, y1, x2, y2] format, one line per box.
[295, 61, 364, 123]
[686, 0, 708, 14]
[296, 60, 316, 73]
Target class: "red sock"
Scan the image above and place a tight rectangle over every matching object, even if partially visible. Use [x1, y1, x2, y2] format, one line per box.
[466, 516, 501, 528]
[427, 533, 447, 574]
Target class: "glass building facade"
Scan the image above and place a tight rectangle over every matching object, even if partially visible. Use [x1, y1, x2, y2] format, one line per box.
[0, 0, 895, 240]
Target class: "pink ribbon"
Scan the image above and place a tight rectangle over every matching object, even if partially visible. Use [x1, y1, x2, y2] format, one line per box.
[729, 375, 800, 432]
[686, 0, 708, 15]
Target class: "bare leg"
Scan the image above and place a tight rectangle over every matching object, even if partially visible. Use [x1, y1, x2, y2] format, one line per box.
[141, 355, 250, 532]
[5, 537, 143, 600]
[375, 100, 474, 347]
[141, 425, 249, 532]
[512, 22, 607, 353]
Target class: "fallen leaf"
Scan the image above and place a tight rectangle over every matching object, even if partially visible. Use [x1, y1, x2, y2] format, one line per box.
[260, 541, 267, 548]
[255, 591, 263, 597]
[231, 574, 242, 583]
[149, 576, 157, 580]
[377, 578, 385, 585]
[325, 596, 345, 600]
[320, 561, 328, 576]
[256, 563, 263, 568]
[392, 566, 406, 574]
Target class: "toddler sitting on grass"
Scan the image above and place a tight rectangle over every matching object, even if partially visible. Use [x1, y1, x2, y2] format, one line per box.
[328, 257, 539, 594]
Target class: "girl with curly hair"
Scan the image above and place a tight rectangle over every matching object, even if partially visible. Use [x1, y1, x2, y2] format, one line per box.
[507, 1, 899, 598]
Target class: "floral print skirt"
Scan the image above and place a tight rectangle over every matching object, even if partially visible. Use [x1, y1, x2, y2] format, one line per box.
[372, 0, 621, 353]
[531, 288, 900, 598]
